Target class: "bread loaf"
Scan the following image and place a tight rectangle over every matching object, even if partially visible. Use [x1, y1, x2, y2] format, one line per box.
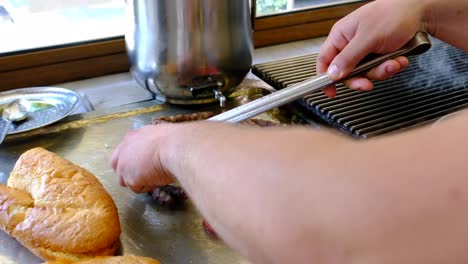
[43, 255, 161, 264]
[0, 147, 121, 261]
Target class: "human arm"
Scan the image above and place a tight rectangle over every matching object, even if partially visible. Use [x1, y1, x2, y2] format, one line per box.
[317, 0, 468, 97]
[111, 112, 468, 264]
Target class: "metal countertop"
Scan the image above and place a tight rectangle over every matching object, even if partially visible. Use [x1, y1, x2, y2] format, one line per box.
[0, 81, 299, 264]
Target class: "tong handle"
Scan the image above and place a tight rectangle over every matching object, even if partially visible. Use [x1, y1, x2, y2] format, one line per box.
[348, 31, 432, 78]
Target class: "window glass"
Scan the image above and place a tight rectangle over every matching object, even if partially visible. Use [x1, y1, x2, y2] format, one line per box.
[0, 0, 125, 55]
[256, 0, 365, 16]
[0, 0, 366, 55]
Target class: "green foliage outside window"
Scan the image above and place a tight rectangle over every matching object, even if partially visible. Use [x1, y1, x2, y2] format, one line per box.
[257, 0, 288, 15]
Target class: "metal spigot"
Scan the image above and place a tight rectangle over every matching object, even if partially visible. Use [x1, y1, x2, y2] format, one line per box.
[214, 87, 226, 108]
[190, 78, 227, 107]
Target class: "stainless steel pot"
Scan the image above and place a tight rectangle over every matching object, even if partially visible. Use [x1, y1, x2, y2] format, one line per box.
[126, 0, 254, 106]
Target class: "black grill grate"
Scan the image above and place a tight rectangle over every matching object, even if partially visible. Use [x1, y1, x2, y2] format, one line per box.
[252, 39, 468, 139]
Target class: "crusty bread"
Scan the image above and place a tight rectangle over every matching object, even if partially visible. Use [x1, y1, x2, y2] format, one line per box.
[43, 255, 161, 264]
[0, 147, 121, 261]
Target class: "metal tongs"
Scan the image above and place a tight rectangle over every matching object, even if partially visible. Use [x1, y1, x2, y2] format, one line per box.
[209, 32, 432, 123]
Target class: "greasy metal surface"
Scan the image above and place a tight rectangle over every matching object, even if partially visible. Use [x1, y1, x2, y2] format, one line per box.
[0, 87, 81, 134]
[0, 80, 292, 264]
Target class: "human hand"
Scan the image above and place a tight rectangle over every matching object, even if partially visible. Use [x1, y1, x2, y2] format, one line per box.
[317, 0, 424, 97]
[110, 125, 176, 193]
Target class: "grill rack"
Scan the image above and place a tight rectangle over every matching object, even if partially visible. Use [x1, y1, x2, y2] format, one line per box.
[252, 38, 468, 139]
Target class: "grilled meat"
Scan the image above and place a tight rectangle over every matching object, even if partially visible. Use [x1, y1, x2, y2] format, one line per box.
[148, 185, 187, 209]
[152, 112, 215, 125]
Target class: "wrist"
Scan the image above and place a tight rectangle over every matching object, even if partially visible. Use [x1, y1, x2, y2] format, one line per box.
[154, 124, 185, 181]
[419, 0, 437, 34]
[156, 123, 200, 180]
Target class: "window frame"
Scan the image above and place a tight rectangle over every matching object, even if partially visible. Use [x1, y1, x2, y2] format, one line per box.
[0, 1, 369, 91]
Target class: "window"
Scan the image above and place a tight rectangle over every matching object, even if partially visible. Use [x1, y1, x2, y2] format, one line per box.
[0, 0, 125, 55]
[0, 0, 370, 90]
[256, 0, 366, 16]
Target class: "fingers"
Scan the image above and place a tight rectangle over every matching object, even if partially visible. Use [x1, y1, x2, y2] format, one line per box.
[110, 133, 132, 188]
[318, 31, 409, 95]
[116, 160, 154, 193]
[110, 142, 125, 187]
[317, 29, 350, 75]
[341, 57, 408, 91]
[322, 85, 337, 98]
[128, 184, 153, 194]
[119, 174, 126, 187]
[343, 77, 374, 91]
[327, 33, 374, 81]
[120, 166, 158, 194]
[110, 129, 139, 183]
[110, 143, 121, 171]
[109, 126, 174, 194]
[317, 39, 339, 75]
[110, 130, 138, 170]
[394, 56, 409, 70]
[317, 31, 352, 98]
[366, 56, 409, 81]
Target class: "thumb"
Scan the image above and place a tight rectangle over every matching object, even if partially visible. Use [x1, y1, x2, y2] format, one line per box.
[327, 34, 374, 81]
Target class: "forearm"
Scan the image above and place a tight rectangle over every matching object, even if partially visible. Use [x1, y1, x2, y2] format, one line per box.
[422, 0, 468, 50]
[161, 117, 468, 264]
[162, 123, 357, 263]
[346, 116, 468, 264]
